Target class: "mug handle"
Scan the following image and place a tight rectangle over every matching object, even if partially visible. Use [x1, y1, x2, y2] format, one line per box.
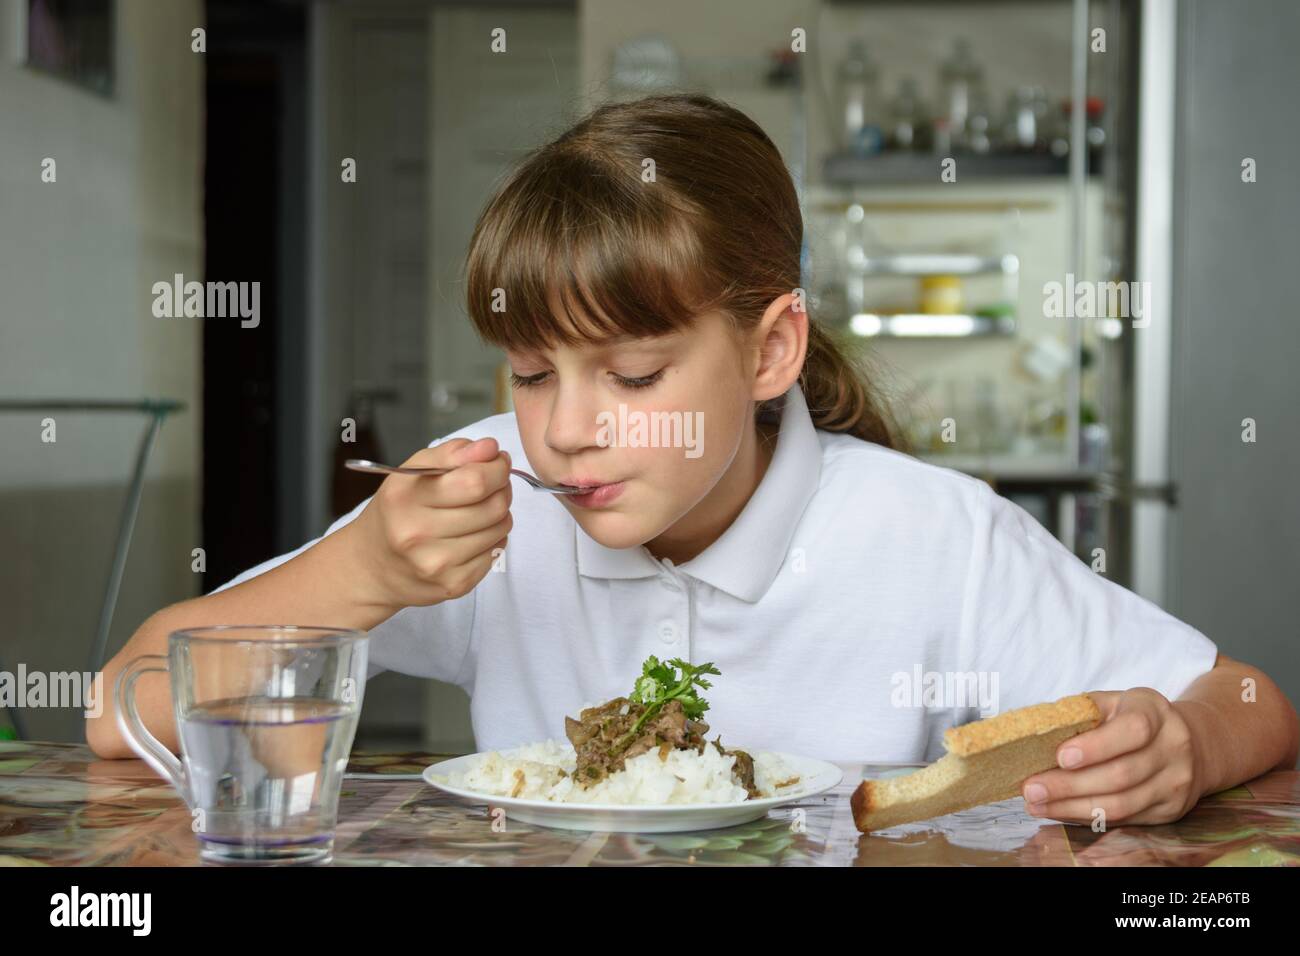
[114, 654, 189, 804]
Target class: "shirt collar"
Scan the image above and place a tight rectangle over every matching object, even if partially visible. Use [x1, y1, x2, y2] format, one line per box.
[574, 381, 822, 603]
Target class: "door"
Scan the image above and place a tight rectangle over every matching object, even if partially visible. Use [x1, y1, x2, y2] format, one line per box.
[428, 4, 579, 440]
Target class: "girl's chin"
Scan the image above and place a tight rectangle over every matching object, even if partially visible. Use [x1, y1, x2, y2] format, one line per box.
[573, 510, 663, 551]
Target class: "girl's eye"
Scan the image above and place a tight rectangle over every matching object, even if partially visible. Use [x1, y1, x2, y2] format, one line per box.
[510, 368, 666, 390]
[509, 371, 549, 389]
[612, 368, 665, 390]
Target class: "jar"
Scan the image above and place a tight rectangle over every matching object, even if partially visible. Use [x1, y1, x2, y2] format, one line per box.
[919, 275, 963, 314]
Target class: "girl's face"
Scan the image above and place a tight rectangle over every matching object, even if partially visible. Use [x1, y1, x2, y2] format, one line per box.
[505, 311, 760, 553]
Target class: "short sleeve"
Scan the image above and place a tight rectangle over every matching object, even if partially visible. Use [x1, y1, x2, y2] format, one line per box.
[205, 491, 477, 688]
[207, 496, 369, 594]
[960, 484, 1218, 712]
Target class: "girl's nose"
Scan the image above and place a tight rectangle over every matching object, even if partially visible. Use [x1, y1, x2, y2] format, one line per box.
[543, 386, 604, 455]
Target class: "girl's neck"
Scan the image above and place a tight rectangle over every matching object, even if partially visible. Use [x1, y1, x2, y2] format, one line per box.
[644, 417, 779, 565]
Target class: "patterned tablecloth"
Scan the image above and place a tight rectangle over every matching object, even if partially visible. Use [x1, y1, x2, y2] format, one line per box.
[1, 740, 1297, 866]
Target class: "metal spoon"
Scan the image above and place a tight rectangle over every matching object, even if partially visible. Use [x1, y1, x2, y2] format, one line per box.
[344, 458, 584, 495]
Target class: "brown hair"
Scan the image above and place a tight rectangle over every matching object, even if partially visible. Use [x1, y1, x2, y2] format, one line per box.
[463, 92, 905, 450]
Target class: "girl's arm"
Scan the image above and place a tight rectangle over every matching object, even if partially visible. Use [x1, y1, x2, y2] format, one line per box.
[1175, 653, 1300, 791]
[87, 523, 401, 759]
[87, 437, 512, 759]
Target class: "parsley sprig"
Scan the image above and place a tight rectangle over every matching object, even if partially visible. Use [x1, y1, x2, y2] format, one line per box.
[610, 656, 720, 754]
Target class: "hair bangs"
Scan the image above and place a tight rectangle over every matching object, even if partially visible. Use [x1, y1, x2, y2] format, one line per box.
[465, 153, 723, 354]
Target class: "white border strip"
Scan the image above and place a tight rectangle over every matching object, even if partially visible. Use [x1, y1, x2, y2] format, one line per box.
[1066, 0, 1088, 480]
[1132, 0, 1178, 605]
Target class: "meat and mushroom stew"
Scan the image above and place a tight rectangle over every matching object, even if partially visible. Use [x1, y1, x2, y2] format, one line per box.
[562, 657, 762, 798]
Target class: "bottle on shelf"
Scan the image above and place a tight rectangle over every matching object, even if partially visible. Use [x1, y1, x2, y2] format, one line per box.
[1001, 85, 1050, 152]
[886, 76, 930, 151]
[938, 38, 986, 150]
[836, 39, 884, 156]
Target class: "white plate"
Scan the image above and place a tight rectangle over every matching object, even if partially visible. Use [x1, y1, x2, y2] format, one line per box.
[422, 750, 843, 833]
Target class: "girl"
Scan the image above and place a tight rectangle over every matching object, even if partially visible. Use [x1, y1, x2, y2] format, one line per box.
[91, 94, 1297, 827]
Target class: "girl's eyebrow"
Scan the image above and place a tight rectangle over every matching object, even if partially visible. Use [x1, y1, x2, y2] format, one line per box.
[598, 329, 684, 348]
[589, 340, 680, 361]
[510, 332, 681, 360]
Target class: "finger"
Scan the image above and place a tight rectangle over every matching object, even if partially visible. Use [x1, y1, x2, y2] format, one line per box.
[1050, 697, 1160, 772]
[387, 438, 507, 507]
[426, 457, 512, 509]
[415, 513, 513, 571]
[410, 450, 513, 509]
[1083, 690, 1121, 719]
[403, 437, 499, 470]
[1026, 773, 1165, 826]
[424, 529, 511, 598]
[1022, 746, 1161, 805]
[455, 532, 510, 580]
[417, 484, 512, 540]
[443, 537, 509, 599]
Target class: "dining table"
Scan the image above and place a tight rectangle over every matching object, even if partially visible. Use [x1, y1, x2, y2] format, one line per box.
[2, 738, 1298, 867]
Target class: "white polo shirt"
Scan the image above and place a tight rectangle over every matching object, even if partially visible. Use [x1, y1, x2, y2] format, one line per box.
[212, 382, 1218, 762]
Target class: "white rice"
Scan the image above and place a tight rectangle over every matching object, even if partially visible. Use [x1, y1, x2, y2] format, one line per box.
[433, 738, 802, 805]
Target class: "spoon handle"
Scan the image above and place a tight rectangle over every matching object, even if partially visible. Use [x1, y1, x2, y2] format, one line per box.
[344, 459, 451, 477]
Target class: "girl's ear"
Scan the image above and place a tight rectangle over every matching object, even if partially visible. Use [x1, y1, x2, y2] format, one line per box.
[751, 293, 807, 402]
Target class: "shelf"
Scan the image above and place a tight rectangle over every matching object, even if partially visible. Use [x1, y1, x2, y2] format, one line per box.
[846, 312, 1016, 338]
[920, 453, 1099, 487]
[823, 150, 1100, 186]
[848, 252, 1019, 277]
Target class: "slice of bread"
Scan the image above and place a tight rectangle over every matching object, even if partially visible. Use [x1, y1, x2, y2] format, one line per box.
[850, 693, 1102, 833]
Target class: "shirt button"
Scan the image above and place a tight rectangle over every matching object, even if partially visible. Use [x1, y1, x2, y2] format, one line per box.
[658, 620, 679, 644]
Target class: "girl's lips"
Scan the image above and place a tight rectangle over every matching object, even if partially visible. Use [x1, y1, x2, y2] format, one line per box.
[565, 480, 625, 508]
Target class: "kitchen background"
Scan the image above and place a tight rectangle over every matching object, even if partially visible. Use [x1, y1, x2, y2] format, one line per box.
[1, 0, 1296, 754]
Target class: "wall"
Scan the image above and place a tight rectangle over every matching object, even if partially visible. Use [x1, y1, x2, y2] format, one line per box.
[1168, 0, 1300, 722]
[0, 0, 204, 741]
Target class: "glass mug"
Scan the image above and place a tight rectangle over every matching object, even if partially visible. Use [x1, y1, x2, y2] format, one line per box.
[115, 626, 368, 865]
